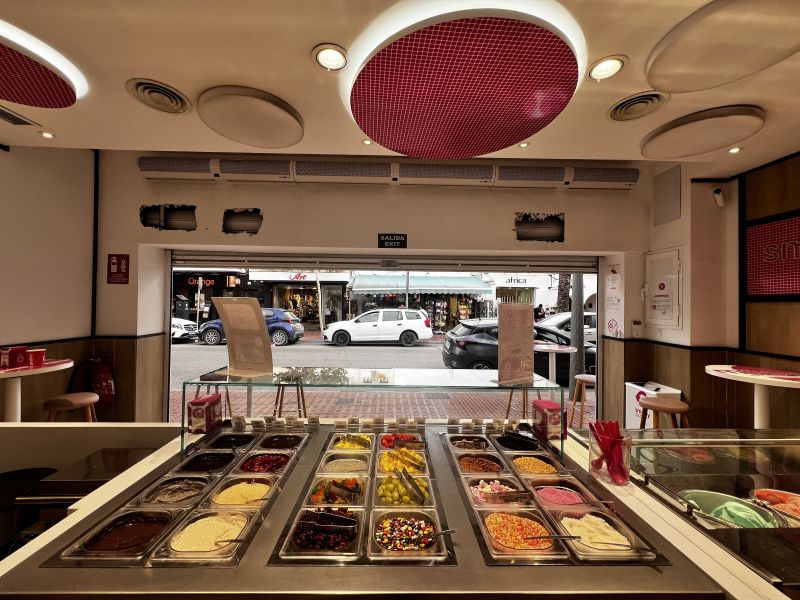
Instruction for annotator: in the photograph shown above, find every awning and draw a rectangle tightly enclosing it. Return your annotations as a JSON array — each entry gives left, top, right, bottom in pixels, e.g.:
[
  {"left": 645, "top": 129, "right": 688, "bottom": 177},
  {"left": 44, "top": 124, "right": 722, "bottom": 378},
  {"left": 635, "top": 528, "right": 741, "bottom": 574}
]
[{"left": 351, "top": 274, "right": 492, "bottom": 295}]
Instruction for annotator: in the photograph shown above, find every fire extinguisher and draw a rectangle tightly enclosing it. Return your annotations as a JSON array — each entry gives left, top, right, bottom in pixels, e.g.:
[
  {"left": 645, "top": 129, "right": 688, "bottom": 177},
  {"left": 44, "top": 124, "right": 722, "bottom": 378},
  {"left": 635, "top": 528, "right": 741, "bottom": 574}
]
[{"left": 90, "top": 359, "right": 116, "bottom": 405}]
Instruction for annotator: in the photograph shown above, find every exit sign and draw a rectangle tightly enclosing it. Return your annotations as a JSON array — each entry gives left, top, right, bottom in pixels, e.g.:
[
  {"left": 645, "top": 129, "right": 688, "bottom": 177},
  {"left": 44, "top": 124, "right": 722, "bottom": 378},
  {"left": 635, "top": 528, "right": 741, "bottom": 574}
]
[{"left": 378, "top": 233, "right": 407, "bottom": 248}]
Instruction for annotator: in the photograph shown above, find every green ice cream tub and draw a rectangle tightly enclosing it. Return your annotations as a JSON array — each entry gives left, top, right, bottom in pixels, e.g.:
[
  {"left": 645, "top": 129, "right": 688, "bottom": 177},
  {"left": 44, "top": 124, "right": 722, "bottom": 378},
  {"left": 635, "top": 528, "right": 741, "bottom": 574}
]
[{"left": 680, "top": 490, "right": 785, "bottom": 529}]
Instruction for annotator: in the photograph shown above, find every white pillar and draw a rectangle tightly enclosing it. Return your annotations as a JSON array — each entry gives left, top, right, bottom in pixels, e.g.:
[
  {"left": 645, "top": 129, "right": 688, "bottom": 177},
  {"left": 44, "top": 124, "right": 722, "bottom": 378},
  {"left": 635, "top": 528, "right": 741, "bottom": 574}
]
[
  {"left": 753, "top": 384, "right": 770, "bottom": 429},
  {"left": 3, "top": 377, "right": 21, "bottom": 422}
]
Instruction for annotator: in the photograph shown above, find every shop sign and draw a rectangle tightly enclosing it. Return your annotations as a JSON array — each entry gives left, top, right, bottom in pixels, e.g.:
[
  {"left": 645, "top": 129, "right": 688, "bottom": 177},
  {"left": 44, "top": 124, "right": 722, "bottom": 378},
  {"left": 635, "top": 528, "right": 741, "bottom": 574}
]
[
  {"left": 746, "top": 213, "right": 800, "bottom": 297},
  {"left": 188, "top": 277, "right": 215, "bottom": 286},
  {"left": 107, "top": 254, "right": 129, "bottom": 284},
  {"left": 378, "top": 233, "right": 407, "bottom": 248},
  {"left": 248, "top": 271, "right": 350, "bottom": 283}
]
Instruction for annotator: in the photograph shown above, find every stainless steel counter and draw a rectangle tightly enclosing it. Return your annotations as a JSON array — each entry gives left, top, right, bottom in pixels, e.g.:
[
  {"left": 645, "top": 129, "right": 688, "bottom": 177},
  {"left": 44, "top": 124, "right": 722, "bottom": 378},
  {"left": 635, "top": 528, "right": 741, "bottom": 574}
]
[{"left": 0, "top": 426, "right": 723, "bottom": 599}]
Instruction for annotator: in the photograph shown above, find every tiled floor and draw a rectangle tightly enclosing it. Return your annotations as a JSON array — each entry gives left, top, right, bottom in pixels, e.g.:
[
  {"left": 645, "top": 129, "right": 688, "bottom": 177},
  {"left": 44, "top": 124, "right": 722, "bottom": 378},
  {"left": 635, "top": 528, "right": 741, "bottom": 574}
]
[{"left": 169, "top": 387, "right": 596, "bottom": 425}]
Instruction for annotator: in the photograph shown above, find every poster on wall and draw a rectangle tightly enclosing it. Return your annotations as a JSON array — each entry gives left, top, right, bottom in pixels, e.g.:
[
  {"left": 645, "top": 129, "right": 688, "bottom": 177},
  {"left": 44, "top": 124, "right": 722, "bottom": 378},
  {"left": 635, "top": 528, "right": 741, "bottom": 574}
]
[
  {"left": 604, "top": 263, "right": 624, "bottom": 337},
  {"left": 498, "top": 303, "right": 534, "bottom": 386},
  {"left": 746, "top": 212, "right": 800, "bottom": 298},
  {"left": 106, "top": 254, "right": 129, "bottom": 284},
  {"left": 645, "top": 248, "right": 681, "bottom": 329}
]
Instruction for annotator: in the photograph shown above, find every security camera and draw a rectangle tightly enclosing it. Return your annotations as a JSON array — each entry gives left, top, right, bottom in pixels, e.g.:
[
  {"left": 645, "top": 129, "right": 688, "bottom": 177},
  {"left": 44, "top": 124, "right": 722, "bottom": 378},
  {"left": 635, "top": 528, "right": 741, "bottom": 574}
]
[{"left": 712, "top": 187, "right": 725, "bottom": 208}]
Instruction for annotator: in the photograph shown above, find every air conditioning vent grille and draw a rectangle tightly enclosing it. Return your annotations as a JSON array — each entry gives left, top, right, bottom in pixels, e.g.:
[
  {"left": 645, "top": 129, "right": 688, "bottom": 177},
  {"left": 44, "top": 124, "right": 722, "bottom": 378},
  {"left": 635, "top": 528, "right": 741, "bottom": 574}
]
[
  {"left": 573, "top": 167, "right": 639, "bottom": 183},
  {"left": 609, "top": 91, "right": 668, "bottom": 121},
  {"left": 497, "top": 166, "right": 564, "bottom": 182},
  {"left": 220, "top": 159, "right": 291, "bottom": 176},
  {"left": 400, "top": 163, "right": 493, "bottom": 180},
  {"left": 126, "top": 79, "right": 192, "bottom": 114},
  {"left": 0, "top": 105, "right": 37, "bottom": 126},
  {"left": 295, "top": 161, "right": 391, "bottom": 178},
  {"left": 138, "top": 157, "right": 211, "bottom": 174}
]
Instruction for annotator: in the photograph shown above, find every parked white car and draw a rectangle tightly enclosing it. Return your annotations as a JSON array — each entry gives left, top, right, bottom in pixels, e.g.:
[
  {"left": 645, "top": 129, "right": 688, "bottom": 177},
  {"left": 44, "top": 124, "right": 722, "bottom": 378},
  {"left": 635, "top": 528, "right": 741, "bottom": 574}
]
[
  {"left": 171, "top": 317, "right": 198, "bottom": 342},
  {"left": 324, "top": 309, "right": 433, "bottom": 347},
  {"left": 537, "top": 312, "right": 597, "bottom": 344}
]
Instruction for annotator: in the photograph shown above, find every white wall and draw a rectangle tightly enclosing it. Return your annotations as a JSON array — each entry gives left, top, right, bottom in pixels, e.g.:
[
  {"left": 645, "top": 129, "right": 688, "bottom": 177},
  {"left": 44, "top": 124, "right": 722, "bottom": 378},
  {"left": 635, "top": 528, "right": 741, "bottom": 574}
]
[
  {"left": 96, "top": 150, "right": 654, "bottom": 334},
  {"left": 0, "top": 147, "right": 93, "bottom": 345}
]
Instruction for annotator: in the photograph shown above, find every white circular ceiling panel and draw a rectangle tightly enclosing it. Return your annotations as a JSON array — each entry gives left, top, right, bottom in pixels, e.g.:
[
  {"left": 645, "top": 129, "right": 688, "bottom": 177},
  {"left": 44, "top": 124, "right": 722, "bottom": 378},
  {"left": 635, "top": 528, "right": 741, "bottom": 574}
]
[
  {"left": 647, "top": 0, "right": 800, "bottom": 93},
  {"left": 641, "top": 105, "right": 765, "bottom": 159},
  {"left": 198, "top": 86, "right": 303, "bottom": 148}
]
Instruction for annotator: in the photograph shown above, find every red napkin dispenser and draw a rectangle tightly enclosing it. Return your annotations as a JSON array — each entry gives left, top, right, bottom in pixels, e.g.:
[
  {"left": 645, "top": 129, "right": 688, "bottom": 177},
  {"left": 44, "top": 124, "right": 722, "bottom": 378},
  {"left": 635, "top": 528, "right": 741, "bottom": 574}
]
[
  {"left": 1, "top": 346, "right": 29, "bottom": 370},
  {"left": 187, "top": 393, "right": 222, "bottom": 434},
  {"left": 532, "top": 399, "right": 566, "bottom": 440}
]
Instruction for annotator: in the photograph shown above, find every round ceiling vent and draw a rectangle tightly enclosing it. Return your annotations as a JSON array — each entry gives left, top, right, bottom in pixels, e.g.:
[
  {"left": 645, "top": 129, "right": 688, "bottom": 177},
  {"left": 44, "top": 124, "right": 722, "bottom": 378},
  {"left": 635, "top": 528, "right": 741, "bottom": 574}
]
[
  {"left": 608, "top": 91, "right": 668, "bottom": 121},
  {"left": 126, "top": 78, "right": 191, "bottom": 114},
  {"left": 198, "top": 86, "right": 303, "bottom": 148},
  {"left": 641, "top": 105, "right": 765, "bottom": 159}
]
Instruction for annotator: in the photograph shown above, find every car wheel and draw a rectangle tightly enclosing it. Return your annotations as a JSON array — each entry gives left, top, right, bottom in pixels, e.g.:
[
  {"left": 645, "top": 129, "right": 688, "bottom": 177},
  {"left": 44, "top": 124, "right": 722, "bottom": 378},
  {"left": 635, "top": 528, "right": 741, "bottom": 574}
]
[
  {"left": 469, "top": 360, "right": 495, "bottom": 370},
  {"left": 202, "top": 329, "right": 221, "bottom": 345},
  {"left": 333, "top": 331, "right": 350, "bottom": 347},
  {"left": 399, "top": 331, "right": 418, "bottom": 347},
  {"left": 271, "top": 330, "right": 290, "bottom": 346}
]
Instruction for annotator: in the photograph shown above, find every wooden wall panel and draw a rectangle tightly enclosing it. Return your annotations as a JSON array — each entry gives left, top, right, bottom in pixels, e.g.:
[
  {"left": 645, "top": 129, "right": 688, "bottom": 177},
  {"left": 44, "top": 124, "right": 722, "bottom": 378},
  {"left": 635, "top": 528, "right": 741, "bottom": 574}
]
[
  {"left": 728, "top": 351, "right": 800, "bottom": 429},
  {"left": 744, "top": 155, "right": 800, "bottom": 221},
  {"left": 600, "top": 338, "right": 643, "bottom": 423},
  {"left": 746, "top": 303, "right": 800, "bottom": 357},
  {"left": 135, "top": 334, "right": 165, "bottom": 422}
]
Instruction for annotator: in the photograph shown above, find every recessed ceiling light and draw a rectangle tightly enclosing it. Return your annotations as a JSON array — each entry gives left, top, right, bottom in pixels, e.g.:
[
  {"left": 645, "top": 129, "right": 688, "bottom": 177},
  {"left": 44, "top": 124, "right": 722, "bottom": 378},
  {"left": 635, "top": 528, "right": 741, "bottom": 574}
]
[
  {"left": 39, "top": 130, "right": 55, "bottom": 139},
  {"left": 519, "top": 142, "right": 529, "bottom": 148},
  {"left": 313, "top": 43, "right": 347, "bottom": 71},
  {"left": 728, "top": 146, "right": 741, "bottom": 154},
  {"left": 362, "top": 139, "right": 372, "bottom": 145},
  {"left": 589, "top": 56, "right": 626, "bottom": 81},
  {"left": 0, "top": 18, "right": 89, "bottom": 98}
]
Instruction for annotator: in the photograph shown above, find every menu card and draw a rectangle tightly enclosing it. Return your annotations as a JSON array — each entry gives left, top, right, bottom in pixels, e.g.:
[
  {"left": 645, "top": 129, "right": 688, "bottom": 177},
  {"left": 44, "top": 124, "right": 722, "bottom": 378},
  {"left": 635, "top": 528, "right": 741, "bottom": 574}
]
[{"left": 498, "top": 303, "right": 534, "bottom": 386}]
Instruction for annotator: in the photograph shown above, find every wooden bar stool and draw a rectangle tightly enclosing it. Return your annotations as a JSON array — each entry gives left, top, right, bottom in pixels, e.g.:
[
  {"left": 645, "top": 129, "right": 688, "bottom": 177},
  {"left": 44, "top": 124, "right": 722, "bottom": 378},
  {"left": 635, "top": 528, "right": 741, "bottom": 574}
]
[
  {"left": 273, "top": 376, "right": 307, "bottom": 418},
  {"left": 638, "top": 396, "right": 690, "bottom": 429},
  {"left": 569, "top": 374, "right": 596, "bottom": 428},
  {"left": 194, "top": 374, "right": 233, "bottom": 417},
  {"left": 43, "top": 392, "right": 99, "bottom": 422}
]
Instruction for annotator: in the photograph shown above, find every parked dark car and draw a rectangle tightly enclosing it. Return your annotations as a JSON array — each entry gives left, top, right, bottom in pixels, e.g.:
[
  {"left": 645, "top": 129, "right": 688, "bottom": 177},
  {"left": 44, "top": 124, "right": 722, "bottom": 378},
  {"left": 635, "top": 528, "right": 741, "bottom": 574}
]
[
  {"left": 441, "top": 318, "right": 596, "bottom": 387},
  {"left": 199, "top": 308, "right": 304, "bottom": 346}
]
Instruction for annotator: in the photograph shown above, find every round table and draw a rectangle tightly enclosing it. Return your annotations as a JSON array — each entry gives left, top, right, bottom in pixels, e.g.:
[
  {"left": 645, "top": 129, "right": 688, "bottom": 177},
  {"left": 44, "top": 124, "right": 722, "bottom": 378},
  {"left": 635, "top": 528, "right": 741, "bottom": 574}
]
[
  {"left": 0, "top": 359, "right": 74, "bottom": 422},
  {"left": 705, "top": 364, "right": 800, "bottom": 429},
  {"left": 534, "top": 343, "right": 577, "bottom": 383}
]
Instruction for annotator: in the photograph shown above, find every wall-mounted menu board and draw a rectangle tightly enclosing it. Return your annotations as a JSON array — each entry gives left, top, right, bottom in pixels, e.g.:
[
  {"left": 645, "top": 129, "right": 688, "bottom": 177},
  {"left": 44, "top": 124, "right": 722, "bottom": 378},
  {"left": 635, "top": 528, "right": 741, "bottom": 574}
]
[{"left": 746, "top": 210, "right": 800, "bottom": 299}]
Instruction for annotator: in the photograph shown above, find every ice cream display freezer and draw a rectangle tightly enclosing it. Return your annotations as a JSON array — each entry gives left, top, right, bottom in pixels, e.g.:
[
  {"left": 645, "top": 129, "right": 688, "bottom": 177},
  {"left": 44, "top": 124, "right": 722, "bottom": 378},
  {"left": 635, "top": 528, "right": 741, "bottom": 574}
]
[{"left": 0, "top": 424, "right": 723, "bottom": 599}]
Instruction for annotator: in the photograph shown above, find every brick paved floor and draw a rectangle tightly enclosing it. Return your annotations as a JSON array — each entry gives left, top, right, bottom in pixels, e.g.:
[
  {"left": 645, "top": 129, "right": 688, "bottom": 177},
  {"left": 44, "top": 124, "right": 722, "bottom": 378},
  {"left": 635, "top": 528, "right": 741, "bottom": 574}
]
[{"left": 170, "top": 387, "right": 596, "bottom": 425}]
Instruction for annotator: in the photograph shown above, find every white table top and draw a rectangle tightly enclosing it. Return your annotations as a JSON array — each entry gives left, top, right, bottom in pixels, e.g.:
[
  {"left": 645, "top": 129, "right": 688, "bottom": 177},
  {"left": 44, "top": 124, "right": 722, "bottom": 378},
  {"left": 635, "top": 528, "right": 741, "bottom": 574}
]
[
  {"left": 0, "top": 359, "right": 74, "bottom": 379},
  {"left": 534, "top": 343, "right": 577, "bottom": 354},
  {"left": 705, "top": 364, "right": 800, "bottom": 389}
]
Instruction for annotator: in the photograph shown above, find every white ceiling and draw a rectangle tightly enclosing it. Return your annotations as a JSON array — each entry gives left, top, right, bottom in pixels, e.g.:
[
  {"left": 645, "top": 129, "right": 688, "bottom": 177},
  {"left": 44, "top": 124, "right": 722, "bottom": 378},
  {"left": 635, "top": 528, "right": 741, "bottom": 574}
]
[{"left": 1, "top": 0, "right": 798, "bottom": 178}]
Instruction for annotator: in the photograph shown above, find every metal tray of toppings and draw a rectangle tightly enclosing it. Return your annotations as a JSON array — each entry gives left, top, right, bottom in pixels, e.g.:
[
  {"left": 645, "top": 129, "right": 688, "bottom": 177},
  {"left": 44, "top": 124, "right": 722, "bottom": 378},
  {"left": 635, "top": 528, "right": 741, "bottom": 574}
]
[
  {"left": 305, "top": 475, "right": 369, "bottom": 507},
  {"left": 378, "top": 432, "right": 423, "bottom": 451},
  {"left": 506, "top": 453, "right": 567, "bottom": 477},
  {"left": 368, "top": 508, "right": 448, "bottom": 561},
  {"left": 490, "top": 431, "right": 542, "bottom": 453},
  {"left": 150, "top": 508, "right": 259, "bottom": 565},
  {"left": 462, "top": 476, "right": 532, "bottom": 506},
  {"left": 455, "top": 452, "right": 509, "bottom": 475},
  {"left": 327, "top": 433, "right": 374, "bottom": 452},
  {"left": 375, "top": 449, "right": 428, "bottom": 476},
  {"left": 203, "top": 474, "right": 276, "bottom": 508},
  {"left": 133, "top": 475, "right": 212, "bottom": 508},
  {"left": 375, "top": 474, "right": 435, "bottom": 508},
  {"left": 259, "top": 433, "right": 307, "bottom": 451},
  {"left": 319, "top": 452, "right": 372, "bottom": 474},
  {"left": 526, "top": 476, "right": 598, "bottom": 510},
  {"left": 234, "top": 451, "right": 295, "bottom": 475},
  {"left": 279, "top": 508, "right": 364, "bottom": 561},
  {"left": 474, "top": 508, "right": 569, "bottom": 561},
  {"left": 554, "top": 508, "right": 656, "bottom": 562},
  {"left": 175, "top": 450, "right": 236, "bottom": 474},
  {"left": 204, "top": 432, "right": 258, "bottom": 452},
  {"left": 61, "top": 508, "right": 182, "bottom": 562},
  {"left": 445, "top": 434, "right": 491, "bottom": 452}
]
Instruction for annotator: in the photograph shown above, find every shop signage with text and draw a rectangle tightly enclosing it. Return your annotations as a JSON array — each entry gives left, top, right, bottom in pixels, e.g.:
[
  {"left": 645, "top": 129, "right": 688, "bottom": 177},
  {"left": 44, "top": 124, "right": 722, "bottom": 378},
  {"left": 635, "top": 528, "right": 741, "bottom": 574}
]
[
  {"left": 746, "top": 214, "right": 800, "bottom": 297},
  {"left": 378, "top": 233, "right": 407, "bottom": 248},
  {"left": 107, "top": 254, "right": 129, "bottom": 284}
]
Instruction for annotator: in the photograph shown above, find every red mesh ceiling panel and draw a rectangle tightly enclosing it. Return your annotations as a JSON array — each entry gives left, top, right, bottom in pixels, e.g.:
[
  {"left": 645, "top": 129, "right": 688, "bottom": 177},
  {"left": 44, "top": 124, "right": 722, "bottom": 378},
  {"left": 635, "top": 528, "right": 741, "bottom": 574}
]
[
  {"left": 351, "top": 17, "right": 578, "bottom": 159},
  {"left": 0, "top": 42, "right": 75, "bottom": 108}
]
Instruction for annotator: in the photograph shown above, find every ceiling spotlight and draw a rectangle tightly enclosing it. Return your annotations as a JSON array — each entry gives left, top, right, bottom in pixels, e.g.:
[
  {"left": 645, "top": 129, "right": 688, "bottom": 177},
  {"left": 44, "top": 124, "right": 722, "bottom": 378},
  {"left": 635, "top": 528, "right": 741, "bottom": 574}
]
[
  {"left": 589, "top": 56, "right": 626, "bottom": 81},
  {"left": 313, "top": 43, "right": 348, "bottom": 71},
  {"left": 39, "top": 130, "right": 55, "bottom": 139},
  {"left": 362, "top": 139, "right": 373, "bottom": 145},
  {"left": 728, "top": 147, "right": 741, "bottom": 154},
  {"left": 519, "top": 142, "right": 529, "bottom": 148}
]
